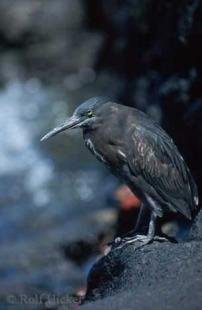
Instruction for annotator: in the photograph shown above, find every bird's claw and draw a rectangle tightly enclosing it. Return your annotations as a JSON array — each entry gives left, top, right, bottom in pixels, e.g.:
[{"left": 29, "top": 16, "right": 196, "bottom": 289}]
[
  {"left": 109, "top": 234, "right": 170, "bottom": 250},
  {"left": 107, "top": 237, "right": 122, "bottom": 248}
]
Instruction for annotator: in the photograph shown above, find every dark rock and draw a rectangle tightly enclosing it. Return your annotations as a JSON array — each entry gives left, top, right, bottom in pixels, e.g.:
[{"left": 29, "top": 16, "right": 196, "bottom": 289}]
[
  {"left": 188, "top": 209, "right": 202, "bottom": 241},
  {"left": 82, "top": 212, "right": 202, "bottom": 309}
]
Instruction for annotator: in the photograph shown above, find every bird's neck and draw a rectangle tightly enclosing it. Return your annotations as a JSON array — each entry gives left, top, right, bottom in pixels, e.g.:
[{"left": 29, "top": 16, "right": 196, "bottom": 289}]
[
  {"left": 83, "top": 126, "right": 100, "bottom": 142},
  {"left": 83, "top": 120, "right": 123, "bottom": 149},
  {"left": 83, "top": 103, "right": 126, "bottom": 145}
]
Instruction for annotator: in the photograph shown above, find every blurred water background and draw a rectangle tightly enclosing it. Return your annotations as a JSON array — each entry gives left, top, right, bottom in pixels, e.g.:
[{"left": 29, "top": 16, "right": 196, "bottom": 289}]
[{"left": 0, "top": 0, "right": 202, "bottom": 309}]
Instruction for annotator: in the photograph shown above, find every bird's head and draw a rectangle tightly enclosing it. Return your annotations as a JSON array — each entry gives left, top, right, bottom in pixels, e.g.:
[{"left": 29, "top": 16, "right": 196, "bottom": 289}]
[{"left": 41, "top": 97, "right": 109, "bottom": 141}]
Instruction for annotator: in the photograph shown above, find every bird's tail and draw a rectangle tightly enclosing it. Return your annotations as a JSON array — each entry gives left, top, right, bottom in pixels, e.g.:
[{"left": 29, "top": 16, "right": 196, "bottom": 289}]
[{"left": 187, "top": 168, "right": 199, "bottom": 217}]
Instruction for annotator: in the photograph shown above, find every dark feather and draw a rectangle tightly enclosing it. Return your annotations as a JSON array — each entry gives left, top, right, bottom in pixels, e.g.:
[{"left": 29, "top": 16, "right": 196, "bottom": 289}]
[{"left": 126, "top": 118, "right": 198, "bottom": 219}]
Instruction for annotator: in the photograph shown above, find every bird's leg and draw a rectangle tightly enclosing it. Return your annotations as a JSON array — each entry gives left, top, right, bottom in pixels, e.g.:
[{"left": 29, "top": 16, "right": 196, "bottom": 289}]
[
  {"left": 132, "top": 212, "right": 169, "bottom": 249},
  {"left": 114, "top": 203, "right": 146, "bottom": 244},
  {"left": 134, "top": 203, "right": 146, "bottom": 232},
  {"left": 112, "top": 203, "right": 145, "bottom": 246},
  {"left": 119, "top": 212, "right": 157, "bottom": 246},
  {"left": 147, "top": 211, "right": 156, "bottom": 240},
  {"left": 113, "top": 211, "right": 168, "bottom": 250}
]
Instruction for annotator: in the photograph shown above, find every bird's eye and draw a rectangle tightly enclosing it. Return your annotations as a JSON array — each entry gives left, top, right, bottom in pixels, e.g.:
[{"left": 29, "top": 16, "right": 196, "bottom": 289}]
[{"left": 87, "top": 111, "right": 93, "bottom": 118}]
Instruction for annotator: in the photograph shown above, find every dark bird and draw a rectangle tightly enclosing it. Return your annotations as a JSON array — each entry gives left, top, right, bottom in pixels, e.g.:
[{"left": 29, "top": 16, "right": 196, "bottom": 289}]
[{"left": 41, "top": 97, "right": 199, "bottom": 249}]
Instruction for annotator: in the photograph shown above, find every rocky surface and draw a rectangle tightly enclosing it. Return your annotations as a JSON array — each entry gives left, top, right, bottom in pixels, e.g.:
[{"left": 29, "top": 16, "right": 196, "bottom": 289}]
[{"left": 81, "top": 212, "right": 202, "bottom": 310}]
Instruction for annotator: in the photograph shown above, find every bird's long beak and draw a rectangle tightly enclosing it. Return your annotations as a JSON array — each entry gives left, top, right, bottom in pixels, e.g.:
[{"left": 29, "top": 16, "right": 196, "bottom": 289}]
[{"left": 40, "top": 115, "right": 82, "bottom": 142}]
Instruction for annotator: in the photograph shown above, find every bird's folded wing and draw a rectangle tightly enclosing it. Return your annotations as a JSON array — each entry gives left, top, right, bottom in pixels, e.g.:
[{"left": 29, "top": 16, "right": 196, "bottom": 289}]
[{"left": 127, "top": 124, "right": 198, "bottom": 218}]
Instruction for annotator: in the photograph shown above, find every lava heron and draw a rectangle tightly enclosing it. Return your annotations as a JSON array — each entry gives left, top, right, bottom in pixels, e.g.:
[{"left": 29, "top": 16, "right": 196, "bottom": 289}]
[{"left": 41, "top": 97, "right": 199, "bottom": 249}]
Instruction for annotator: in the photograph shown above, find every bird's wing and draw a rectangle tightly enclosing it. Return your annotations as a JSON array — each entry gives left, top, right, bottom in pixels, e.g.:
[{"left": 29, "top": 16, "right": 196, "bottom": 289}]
[{"left": 127, "top": 123, "right": 198, "bottom": 219}]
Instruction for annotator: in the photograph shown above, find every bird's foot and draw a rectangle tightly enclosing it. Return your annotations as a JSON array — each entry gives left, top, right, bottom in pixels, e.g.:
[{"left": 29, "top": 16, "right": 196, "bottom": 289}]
[
  {"left": 113, "top": 234, "right": 152, "bottom": 250},
  {"left": 110, "top": 234, "right": 169, "bottom": 250}
]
